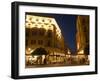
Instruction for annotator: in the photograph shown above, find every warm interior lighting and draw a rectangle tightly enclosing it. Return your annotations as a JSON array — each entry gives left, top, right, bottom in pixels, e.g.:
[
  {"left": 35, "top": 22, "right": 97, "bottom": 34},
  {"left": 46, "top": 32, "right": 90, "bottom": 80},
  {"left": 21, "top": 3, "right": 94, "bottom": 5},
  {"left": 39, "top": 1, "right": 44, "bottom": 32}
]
[
  {"left": 28, "top": 48, "right": 31, "bottom": 51},
  {"left": 29, "top": 56, "right": 37, "bottom": 62},
  {"left": 77, "top": 42, "right": 79, "bottom": 49},
  {"left": 34, "top": 55, "right": 38, "bottom": 58},
  {"left": 78, "top": 50, "right": 84, "bottom": 54},
  {"left": 68, "top": 50, "right": 71, "bottom": 54},
  {"left": 26, "top": 48, "right": 34, "bottom": 54}
]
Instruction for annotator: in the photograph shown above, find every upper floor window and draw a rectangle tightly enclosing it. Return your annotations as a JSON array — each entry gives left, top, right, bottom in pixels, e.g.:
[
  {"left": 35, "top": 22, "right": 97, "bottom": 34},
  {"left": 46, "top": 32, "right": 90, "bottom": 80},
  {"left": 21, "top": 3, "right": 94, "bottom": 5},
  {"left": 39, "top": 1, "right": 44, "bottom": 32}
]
[
  {"left": 32, "top": 28, "right": 37, "bottom": 36},
  {"left": 47, "top": 30, "right": 52, "bottom": 37},
  {"left": 38, "top": 28, "right": 45, "bottom": 36}
]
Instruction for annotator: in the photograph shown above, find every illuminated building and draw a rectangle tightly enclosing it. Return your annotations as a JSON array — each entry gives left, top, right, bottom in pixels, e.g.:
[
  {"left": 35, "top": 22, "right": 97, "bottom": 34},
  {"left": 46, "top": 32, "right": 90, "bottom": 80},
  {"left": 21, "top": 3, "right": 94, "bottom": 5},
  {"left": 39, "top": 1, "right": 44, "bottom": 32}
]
[
  {"left": 25, "top": 14, "right": 69, "bottom": 65},
  {"left": 76, "top": 16, "right": 89, "bottom": 54},
  {"left": 76, "top": 16, "right": 89, "bottom": 63}
]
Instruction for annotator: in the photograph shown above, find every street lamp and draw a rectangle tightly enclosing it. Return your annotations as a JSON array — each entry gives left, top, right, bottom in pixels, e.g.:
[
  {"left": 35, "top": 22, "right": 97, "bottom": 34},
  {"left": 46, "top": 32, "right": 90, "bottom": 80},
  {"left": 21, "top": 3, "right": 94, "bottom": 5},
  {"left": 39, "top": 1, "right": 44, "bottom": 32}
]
[
  {"left": 78, "top": 50, "right": 84, "bottom": 54},
  {"left": 26, "top": 47, "right": 34, "bottom": 54}
]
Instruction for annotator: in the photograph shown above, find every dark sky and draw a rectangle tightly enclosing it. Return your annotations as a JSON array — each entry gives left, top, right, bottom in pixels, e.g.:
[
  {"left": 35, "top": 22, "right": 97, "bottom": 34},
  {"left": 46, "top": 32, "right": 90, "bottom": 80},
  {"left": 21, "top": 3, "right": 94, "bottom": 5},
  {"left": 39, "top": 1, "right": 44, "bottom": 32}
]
[
  {"left": 26, "top": 13, "right": 77, "bottom": 53},
  {"left": 55, "top": 14, "right": 77, "bottom": 53}
]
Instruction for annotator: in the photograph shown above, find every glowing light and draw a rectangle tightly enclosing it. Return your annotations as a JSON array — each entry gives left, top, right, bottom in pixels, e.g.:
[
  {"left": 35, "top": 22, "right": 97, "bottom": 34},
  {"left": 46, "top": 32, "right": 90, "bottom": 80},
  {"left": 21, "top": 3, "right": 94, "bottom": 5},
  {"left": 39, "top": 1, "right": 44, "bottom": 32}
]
[
  {"left": 25, "top": 15, "right": 62, "bottom": 39},
  {"left": 34, "top": 56, "right": 38, "bottom": 58},
  {"left": 28, "top": 56, "right": 37, "bottom": 62},
  {"left": 78, "top": 50, "right": 84, "bottom": 54},
  {"left": 68, "top": 50, "right": 71, "bottom": 54},
  {"left": 28, "top": 48, "right": 31, "bottom": 51},
  {"left": 26, "top": 48, "right": 34, "bottom": 54},
  {"left": 42, "top": 55, "right": 45, "bottom": 60},
  {"left": 77, "top": 42, "right": 79, "bottom": 49}
]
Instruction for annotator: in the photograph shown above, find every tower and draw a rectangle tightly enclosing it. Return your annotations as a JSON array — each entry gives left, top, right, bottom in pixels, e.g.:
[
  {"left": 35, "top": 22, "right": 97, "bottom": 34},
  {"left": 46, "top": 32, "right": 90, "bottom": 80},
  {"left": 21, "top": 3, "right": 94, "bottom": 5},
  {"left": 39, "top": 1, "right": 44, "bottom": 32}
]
[{"left": 76, "top": 15, "right": 89, "bottom": 55}]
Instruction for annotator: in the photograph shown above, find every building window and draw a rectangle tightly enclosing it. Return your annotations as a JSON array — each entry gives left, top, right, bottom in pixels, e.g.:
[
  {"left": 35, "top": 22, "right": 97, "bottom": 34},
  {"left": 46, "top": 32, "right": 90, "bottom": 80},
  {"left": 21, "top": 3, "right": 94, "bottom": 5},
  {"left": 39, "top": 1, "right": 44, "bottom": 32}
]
[
  {"left": 31, "top": 40, "right": 36, "bottom": 44},
  {"left": 42, "top": 19, "right": 45, "bottom": 22},
  {"left": 47, "top": 30, "right": 52, "bottom": 37},
  {"left": 38, "top": 28, "right": 45, "bottom": 36},
  {"left": 31, "top": 21, "right": 35, "bottom": 24},
  {"left": 29, "top": 17, "right": 32, "bottom": 20},
  {"left": 36, "top": 19, "right": 39, "bottom": 21},
  {"left": 32, "top": 30, "right": 37, "bottom": 36},
  {"left": 47, "top": 40, "right": 51, "bottom": 47},
  {"left": 38, "top": 40, "right": 43, "bottom": 45},
  {"left": 39, "top": 31, "right": 44, "bottom": 36}
]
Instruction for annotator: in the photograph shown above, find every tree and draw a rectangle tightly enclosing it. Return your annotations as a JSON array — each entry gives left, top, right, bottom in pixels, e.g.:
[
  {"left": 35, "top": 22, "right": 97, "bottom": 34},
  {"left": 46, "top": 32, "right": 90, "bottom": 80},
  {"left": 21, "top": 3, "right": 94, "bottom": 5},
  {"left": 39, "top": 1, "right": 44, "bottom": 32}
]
[
  {"left": 31, "top": 47, "right": 48, "bottom": 56},
  {"left": 31, "top": 47, "right": 48, "bottom": 64}
]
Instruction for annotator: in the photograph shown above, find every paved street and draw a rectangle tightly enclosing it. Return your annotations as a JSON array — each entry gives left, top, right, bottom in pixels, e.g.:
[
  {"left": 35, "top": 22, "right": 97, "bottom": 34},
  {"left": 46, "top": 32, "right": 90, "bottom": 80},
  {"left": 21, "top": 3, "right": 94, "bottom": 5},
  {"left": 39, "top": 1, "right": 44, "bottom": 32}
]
[{"left": 26, "top": 63, "right": 89, "bottom": 68}]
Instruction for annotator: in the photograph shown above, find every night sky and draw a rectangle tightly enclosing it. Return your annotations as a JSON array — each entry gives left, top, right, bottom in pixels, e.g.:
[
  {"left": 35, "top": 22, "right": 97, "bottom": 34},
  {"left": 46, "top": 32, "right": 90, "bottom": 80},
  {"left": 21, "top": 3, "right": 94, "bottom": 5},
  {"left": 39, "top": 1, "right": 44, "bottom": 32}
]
[
  {"left": 54, "top": 14, "right": 77, "bottom": 53},
  {"left": 26, "top": 13, "right": 77, "bottom": 53}
]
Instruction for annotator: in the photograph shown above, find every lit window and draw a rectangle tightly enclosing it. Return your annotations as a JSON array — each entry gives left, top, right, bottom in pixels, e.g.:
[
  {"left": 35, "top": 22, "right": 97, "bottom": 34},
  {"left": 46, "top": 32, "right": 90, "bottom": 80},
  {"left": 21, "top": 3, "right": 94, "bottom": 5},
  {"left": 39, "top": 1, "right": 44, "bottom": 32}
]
[
  {"left": 48, "top": 19, "right": 51, "bottom": 22},
  {"left": 44, "top": 23, "right": 48, "bottom": 25}
]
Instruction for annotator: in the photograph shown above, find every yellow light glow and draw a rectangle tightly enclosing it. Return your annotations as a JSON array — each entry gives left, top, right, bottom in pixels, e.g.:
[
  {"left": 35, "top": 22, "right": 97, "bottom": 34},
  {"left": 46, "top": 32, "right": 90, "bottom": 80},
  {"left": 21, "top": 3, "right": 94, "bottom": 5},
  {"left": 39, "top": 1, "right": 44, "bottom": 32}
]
[
  {"left": 34, "top": 56, "right": 38, "bottom": 58},
  {"left": 68, "top": 50, "right": 71, "bottom": 54},
  {"left": 78, "top": 50, "right": 84, "bottom": 54},
  {"left": 26, "top": 48, "right": 34, "bottom": 54},
  {"left": 77, "top": 42, "right": 79, "bottom": 49},
  {"left": 26, "top": 15, "right": 62, "bottom": 39},
  {"left": 32, "top": 56, "right": 38, "bottom": 61},
  {"left": 28, "top": 48, "right": 31, "bottom": 51},
  {"left": 28, "top": 56, "right": 37, "bottom": 62}
]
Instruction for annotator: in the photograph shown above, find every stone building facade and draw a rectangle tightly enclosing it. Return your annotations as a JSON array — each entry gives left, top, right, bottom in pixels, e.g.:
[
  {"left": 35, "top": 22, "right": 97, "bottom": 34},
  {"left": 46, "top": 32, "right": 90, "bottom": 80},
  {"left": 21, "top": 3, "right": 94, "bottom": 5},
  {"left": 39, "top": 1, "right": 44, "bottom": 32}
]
[{"left": 25, "top": 14, "right": 69, "bottom": 65}]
